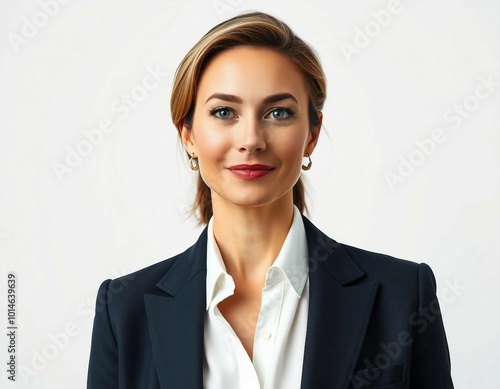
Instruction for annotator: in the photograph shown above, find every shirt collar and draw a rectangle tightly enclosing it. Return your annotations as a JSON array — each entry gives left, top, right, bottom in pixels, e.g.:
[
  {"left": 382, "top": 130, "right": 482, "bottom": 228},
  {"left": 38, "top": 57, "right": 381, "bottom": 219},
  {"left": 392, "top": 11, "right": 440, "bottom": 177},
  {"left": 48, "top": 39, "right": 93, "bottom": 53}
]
[
  {"left": 205, "top": 205, "right": 309, "bottom": 310},
  {"left": 205, "top": 216, "right": 231, "bottom": 310},
  {"left": 267, "top": 205, "right": 309, "bottom": 297}
]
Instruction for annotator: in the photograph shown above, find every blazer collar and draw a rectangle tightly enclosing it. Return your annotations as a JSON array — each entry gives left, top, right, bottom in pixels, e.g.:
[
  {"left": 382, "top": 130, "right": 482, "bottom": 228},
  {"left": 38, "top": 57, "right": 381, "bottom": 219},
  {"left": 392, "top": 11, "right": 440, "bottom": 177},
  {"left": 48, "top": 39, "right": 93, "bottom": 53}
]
[
  {"left": 144, "top": 215, "right": 378, "bottom": 389},
  {"left": 156, "top": 228, "right": 208, "bottom": 296}
]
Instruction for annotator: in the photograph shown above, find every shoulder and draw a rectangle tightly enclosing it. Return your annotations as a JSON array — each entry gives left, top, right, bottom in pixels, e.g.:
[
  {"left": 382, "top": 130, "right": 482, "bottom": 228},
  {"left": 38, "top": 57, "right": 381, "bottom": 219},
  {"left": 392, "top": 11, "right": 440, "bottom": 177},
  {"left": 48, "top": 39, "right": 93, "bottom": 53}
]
[
  {"left": 342, "top": 243, "right": 420, "bottom": 273},
  {"left": 94, "top": 255, "right": 179, "bottom": 314},
  {"left": 96, "top": 227, "right": 208, "bottom": 309},
  {"left": 339, "top": 242, "right": 437, "bottom": 295},
  {"left": 302, "top": 215, "right": 433, "bottom": 286},
  {"left": 304, "top": 217, "right": 436, "bottom": 297},
  {"left": 107, "top": 254, "right": 179, "bottom": 295}
]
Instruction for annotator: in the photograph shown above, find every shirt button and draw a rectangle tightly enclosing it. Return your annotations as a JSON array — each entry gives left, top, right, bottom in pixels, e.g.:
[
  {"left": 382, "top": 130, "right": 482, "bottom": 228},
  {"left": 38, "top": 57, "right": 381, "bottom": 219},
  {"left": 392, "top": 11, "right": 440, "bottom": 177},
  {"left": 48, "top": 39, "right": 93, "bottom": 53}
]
[{"left": 262, "top": 330, "right": 272, "bottom": 340}]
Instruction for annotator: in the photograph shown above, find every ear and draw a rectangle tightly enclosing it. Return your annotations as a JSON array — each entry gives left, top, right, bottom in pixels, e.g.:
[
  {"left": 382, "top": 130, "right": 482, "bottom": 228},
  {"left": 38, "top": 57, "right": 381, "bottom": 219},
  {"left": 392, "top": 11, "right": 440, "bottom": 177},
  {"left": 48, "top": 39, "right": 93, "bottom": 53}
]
[
  {"left": 180, "top": 123, "right": 197, "bottom": 157},
  {"left": 305, "top": 111, "right": 322, "bottom": 156}
]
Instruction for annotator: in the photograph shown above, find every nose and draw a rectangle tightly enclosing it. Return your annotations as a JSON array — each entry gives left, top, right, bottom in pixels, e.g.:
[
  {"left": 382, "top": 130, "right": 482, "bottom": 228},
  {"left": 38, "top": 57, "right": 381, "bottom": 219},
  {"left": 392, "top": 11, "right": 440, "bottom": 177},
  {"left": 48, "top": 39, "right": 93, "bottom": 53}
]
[{"left": 237, "top": 116, "right": 266, "bottom": 154}]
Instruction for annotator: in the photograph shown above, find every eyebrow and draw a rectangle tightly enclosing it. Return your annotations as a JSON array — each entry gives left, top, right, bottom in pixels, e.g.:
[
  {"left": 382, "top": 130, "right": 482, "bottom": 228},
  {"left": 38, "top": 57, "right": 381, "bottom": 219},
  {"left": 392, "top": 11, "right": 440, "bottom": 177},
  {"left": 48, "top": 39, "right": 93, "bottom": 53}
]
[{"left": 205, "top": 92, "right": 298, "bottom": 105}]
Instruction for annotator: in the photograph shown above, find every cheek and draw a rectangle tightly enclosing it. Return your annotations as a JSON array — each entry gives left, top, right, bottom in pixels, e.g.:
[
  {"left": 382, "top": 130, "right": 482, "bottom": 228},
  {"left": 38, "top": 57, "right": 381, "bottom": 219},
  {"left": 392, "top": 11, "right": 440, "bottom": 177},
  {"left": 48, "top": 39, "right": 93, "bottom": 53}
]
[
  {"left": 275, "top": 131, "right": 309, "bottom": 163},
  {"left": 194, "top": 129, "right": 229, "bottom": 163}
]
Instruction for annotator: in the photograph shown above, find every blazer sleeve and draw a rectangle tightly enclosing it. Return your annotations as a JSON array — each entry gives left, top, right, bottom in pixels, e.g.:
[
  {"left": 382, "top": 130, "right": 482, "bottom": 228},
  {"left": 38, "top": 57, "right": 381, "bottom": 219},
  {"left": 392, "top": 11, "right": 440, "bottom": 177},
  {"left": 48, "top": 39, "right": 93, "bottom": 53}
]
[
  {"left": 87, "top": 279, "right": 119, "bottom": 389},
  {"left": 410, "top": 263, "right": 454, "bottom": 388}
]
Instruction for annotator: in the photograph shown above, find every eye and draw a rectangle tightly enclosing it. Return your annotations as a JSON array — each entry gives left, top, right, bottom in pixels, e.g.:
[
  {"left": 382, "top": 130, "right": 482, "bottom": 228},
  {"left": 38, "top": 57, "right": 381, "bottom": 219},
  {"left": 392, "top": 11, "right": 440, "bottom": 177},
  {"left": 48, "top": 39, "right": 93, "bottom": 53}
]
[
  {"left": 266, "top": 107, "right": 295, "bottom": 120},
  {"left": 210, "top": 107, "right": 234, "bottom": 120}
]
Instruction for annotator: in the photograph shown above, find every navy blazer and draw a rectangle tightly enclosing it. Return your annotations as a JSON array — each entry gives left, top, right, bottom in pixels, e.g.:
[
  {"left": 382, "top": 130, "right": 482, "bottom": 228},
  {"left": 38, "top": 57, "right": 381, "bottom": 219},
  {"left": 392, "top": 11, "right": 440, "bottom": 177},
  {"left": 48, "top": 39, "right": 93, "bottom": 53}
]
[{"left": 87, "top": 214, "right": 454, "bottom": 388}]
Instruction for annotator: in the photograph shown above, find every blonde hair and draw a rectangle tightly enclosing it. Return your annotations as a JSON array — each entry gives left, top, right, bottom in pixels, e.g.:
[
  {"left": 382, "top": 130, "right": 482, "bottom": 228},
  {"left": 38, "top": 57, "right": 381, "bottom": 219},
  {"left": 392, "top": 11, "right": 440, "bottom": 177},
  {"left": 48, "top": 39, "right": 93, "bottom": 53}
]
[{"left": 170, "top": 11, "right": 326, "bottom": 225}]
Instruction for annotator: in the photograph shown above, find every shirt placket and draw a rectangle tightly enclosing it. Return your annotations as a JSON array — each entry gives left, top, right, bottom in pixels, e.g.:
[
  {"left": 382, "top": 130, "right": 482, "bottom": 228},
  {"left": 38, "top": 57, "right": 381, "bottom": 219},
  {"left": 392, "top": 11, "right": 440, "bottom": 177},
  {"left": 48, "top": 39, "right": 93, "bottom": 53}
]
[
  {"left": 252, "top": 268, "right": 285, "bottom": 388},
  {"left": 212, "top": 274, "right": 261, "bottom": 388}
]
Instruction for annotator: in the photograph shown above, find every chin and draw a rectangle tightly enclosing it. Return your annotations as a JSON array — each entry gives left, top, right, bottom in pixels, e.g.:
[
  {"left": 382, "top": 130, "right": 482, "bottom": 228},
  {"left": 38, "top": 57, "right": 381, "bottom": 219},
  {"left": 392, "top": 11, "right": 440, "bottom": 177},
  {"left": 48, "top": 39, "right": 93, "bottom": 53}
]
[
  {"left": 228, "top": 196, "right": 276, "bottom": 208},
  {"left": 218, "top": 190, "right": 291, "bottom": 210}
]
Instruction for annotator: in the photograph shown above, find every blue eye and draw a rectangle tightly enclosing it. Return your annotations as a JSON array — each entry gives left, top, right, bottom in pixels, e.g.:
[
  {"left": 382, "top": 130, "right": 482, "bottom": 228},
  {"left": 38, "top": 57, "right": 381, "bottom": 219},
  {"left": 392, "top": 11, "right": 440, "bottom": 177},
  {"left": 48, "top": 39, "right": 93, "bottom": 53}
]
[
  {"left": 267, "top": 108, "right": 295, "bottom": 120},
  {"left": 211, "top": 107, "right": 234, "bottom": 119}
]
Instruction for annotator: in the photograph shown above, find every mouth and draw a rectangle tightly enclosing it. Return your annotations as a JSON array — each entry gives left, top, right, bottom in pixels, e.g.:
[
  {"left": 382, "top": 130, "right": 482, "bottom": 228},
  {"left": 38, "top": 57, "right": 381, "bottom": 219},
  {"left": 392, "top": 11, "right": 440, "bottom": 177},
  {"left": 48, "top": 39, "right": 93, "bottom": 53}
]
[{"left": 227, "top": 164, "right": 274, "bottom": 180}]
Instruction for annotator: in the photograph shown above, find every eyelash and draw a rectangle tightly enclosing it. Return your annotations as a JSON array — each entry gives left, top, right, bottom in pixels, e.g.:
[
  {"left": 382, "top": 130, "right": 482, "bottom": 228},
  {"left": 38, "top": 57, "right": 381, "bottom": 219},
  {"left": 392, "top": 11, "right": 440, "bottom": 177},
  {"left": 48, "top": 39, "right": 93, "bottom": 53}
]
[
  {"left": 209, "top": 107, "right": 234, "bottom": 119},
  {"left": 209, "top": 107, "right": 296, "bottom": 120},
  {"left": 267, "top": 107, "right": 296, "bottom": 120}
]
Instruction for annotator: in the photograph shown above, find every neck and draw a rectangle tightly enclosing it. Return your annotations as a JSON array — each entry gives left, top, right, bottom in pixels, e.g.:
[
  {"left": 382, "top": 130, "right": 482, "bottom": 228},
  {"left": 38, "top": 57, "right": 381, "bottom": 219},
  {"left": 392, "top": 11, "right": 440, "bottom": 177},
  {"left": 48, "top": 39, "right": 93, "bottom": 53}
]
[{"left": 211, "top": 192, "right": 295, "bottom": 282}]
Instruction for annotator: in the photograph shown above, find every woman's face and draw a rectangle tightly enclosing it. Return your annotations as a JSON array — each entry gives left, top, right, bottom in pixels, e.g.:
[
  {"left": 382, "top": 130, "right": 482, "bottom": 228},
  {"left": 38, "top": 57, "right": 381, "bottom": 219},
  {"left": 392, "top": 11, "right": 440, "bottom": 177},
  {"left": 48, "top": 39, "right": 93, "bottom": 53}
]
[{"left": 182, "top": 46, "right": 321, "bottom": 210}]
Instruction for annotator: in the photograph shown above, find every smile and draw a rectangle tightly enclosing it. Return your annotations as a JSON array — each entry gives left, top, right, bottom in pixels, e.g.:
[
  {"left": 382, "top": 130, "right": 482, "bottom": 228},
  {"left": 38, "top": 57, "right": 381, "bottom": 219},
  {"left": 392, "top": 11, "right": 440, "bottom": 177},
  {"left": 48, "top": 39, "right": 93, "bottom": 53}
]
[{"left": 228, "top": 164, "right": 274, "bottom": 180}]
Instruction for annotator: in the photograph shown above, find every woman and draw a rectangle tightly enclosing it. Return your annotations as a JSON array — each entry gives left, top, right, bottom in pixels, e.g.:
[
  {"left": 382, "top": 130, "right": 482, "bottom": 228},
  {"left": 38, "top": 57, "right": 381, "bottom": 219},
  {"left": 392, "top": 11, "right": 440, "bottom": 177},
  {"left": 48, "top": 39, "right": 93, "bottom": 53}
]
[{"left": 87, "top": 11, "right": 454, "bottom": 389}]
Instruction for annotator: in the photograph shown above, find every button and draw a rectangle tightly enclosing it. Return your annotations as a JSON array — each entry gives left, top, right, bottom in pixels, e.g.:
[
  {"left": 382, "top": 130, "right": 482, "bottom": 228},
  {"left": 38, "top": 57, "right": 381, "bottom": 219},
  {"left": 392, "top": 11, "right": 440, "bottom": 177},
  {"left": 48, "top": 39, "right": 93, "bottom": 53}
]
[{"left": 262, "top": 330, "right": 272, "bottom": 340}]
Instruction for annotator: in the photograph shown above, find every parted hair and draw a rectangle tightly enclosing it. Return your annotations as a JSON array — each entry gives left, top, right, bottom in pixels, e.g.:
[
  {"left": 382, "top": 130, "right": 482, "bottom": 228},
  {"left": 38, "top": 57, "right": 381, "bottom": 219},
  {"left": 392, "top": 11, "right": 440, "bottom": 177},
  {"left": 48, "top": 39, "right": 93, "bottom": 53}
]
[{"left": 170, "top": 11, "right": 326, "bottom": 225}]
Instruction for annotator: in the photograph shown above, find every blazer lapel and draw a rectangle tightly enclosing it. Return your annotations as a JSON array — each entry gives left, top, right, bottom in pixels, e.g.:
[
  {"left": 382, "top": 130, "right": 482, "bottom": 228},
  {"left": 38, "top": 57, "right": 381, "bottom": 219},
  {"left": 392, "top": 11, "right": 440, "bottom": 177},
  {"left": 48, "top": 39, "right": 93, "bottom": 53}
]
[
  {"left": 143, "top": 215, "right": 378, "bottom": 388},
  {"left": 144, "top": 228, "right": 208, "bottom": 389},
  {"left": 300, "top": 216, "right": 379, "bottom": 389}
]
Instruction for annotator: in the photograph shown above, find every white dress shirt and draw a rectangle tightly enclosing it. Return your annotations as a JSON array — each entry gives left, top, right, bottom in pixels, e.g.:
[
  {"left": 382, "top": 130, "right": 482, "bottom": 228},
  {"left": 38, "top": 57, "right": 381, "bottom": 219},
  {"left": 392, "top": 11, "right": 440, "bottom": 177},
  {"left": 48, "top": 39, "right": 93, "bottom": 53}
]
[{"left": 203, "top": 205, "right": 310, "bottom": 389}]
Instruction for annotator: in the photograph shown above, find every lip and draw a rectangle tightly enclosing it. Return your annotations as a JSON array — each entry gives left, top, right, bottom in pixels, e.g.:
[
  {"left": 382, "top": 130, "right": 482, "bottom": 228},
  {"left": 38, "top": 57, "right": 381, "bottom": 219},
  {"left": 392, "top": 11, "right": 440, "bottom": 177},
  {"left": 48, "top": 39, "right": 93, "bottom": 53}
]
[
  {"left": 228, "top": 164, "right": 274, "bottom": 170},
  {"left": 227, "top": 164, "right": 274, "bottom": 180}
]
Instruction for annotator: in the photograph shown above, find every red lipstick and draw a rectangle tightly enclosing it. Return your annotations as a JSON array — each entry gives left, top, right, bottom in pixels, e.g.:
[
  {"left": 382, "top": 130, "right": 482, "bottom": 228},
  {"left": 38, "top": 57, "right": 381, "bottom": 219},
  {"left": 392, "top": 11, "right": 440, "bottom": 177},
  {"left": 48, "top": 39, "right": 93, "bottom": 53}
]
[{"left": 227, "top": 164, "right": 274, "bottom": 180}]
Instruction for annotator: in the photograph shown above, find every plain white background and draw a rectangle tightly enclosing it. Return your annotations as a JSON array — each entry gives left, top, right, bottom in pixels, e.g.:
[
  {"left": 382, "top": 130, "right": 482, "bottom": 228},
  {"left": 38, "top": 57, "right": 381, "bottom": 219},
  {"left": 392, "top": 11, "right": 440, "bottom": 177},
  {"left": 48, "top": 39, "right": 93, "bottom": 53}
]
[{"left": 1, "top": 0, "right": 499, "bottom": 387}]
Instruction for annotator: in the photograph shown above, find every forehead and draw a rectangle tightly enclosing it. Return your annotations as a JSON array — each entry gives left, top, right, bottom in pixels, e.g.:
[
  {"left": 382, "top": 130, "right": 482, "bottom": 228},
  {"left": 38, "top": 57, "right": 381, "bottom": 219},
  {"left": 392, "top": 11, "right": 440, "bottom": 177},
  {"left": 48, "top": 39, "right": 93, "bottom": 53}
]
[{"left": 196, "top": 46, "right": 309, "bottom": 102}]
